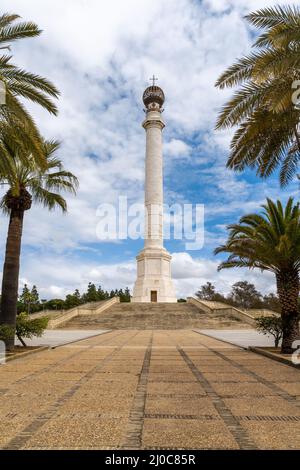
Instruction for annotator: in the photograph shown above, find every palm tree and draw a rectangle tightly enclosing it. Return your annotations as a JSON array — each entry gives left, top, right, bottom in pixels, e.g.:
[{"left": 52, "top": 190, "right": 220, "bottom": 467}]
[
  {"left": 0, "top": 138, "right": 78, "bottom": 349},
  {"left": 0, "top": 13, "right": 59, "bottom": 167},
  {"left": 215, "top": 5, "right": 300, "bottom": 186},
  {"left": 215, "top": 198, "right": 300, "bottom": 354}
]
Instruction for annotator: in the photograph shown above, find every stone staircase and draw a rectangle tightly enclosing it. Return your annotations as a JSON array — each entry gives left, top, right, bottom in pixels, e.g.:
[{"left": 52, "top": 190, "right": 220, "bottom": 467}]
[{"left": 61, "top": 302, "right": 250, "bottom": 330}]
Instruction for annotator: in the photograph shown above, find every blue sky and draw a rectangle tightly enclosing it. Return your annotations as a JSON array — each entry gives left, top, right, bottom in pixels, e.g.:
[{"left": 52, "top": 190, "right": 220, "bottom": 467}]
[{"left": 0, "top": 0, "right": 298, "bottom": 299}]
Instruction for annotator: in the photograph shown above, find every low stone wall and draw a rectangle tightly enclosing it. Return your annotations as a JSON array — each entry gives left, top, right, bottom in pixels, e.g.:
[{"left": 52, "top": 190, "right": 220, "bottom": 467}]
[
  {"left": 246, "top": 309, "right": 280, "bottom": 318},
  {"left": 47, "top": 297, "right": 120, "bottom": 329},
  {"left": 30, "top": 309, "right": 65, "bottom": 319},
  {"left": 187, "top": 297, "right": 255, "bottom": 326}
]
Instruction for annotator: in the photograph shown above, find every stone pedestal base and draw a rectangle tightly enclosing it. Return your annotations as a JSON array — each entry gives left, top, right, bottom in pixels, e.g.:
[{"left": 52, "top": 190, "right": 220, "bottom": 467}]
[{"left": 132, "top": 248, "right": 177, "bottom": 303}]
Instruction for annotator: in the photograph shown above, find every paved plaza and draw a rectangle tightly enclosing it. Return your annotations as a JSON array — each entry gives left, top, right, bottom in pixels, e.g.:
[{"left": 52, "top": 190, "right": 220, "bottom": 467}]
[{"left": 0, "top": 330, "right": 299, "bottom": 450}]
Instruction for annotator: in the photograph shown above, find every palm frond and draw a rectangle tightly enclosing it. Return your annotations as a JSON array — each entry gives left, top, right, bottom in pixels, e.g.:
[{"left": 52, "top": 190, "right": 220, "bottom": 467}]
[
  {"left": 7, "top": 81, "right": 58, "bottom": 115},
  {"left": 31, "top": 185, "right": 67, "bottom": 212},
  {"left": 0, "top": 21, "right": 41, "bottom": 45},
  {"left": 245, "top": 5, "right": 300, "bottom": 29},
  {"left": 2, "top": 67, "right": 59, "bottom": 98},
  {"left": 0, "top": 14, "right": 20, "bottom": 29},
  {"left": 215, "top": 198, "right": 300, "bottom": 276}
]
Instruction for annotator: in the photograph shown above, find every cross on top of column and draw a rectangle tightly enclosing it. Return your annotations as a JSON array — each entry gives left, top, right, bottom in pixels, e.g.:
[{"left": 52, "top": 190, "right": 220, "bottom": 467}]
[{"left": 149, "top": 75, "right": 158, "bottom": 87}]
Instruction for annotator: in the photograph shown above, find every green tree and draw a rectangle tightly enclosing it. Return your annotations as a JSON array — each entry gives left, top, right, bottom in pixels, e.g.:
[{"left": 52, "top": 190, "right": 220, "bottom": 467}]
[
  {"left": 16, "top": 312, "right": 48, "bottom": 347},
  {"left": 96, "top": 285, "right": 111, "bottom": 301},
  {"left": 215, "top": 5, "right": 300, "bottom": 186},
  {"left": 18, "top": 284, "right": 39, "bottom": 314},
  {"left": 215, "top": 198, "right": 300, "bottom": 354},
  {"left": 124, "top": 287, "right": 131, "bottom": 302},
  {"left": 19, "top": 284, "right": 31, "bottom": 313},
  {"left": 228, "top": 281, "right": 263, "bottom": 309},
  {"left": 255, "top": 315, "right": 283, "bottom": 348},
  {"left": 45, "top": 299, "right": 65, "bottom": 311},
  {"left": 64, "top": 289, "right": 82, "bottom": 309},
  {"left": 263, "top": 293, "right": 281, "bottom": 313},
  {"left": 195, "top": 282, "right": 227, "bottom": 302},
  {"left": 30, "top": 285, "right": 40, "bottom": 312},
  {"left": 0, "top": 13, "right": 59, "bottom": 167},
  {"left": 119, "top": 287, "right": 131, "bottom": 302},
  {"left": 0, "top": 139, "right": 78, "bottom": 349},
  {"left": 109, "top": 290, "right": 116, "bottom": 298},
  {"left": 196, "top": 282, "right": 217, "bottom": 300},
  {"left": 82, "top": 283, "right": 98, "bottom": 303}
]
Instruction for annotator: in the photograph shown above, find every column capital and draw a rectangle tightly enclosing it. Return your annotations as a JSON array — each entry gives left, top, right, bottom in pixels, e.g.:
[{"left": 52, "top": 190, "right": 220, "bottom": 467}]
[
  {"left": 142, "top": 109, "right": 165, "bottom": 130},
  {"left": 142, "top": 117, "right": 165, "bottom": 130}
]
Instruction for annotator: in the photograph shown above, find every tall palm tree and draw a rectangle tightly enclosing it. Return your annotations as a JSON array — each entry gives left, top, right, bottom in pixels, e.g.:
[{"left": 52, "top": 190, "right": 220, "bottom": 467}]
[
  {"left": 215, "top": 5, "right": 300, "bottom": 186},
  {"left": 0, "top": 13, "right": 59, "bottom": 167},
  {"left": 215, "top": 198, "right": 300, "bottom": 354},
  {"left": 0, "top": 138, "right": 78, "bottom": 349}
]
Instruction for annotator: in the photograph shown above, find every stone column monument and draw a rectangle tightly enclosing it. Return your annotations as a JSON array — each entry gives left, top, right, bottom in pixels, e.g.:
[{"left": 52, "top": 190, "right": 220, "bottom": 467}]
[{"left": 132, "top": 78, "right": 177, "bottom": 303}]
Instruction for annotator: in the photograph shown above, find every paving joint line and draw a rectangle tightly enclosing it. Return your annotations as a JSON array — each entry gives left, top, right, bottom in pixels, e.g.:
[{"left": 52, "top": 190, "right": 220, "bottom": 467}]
[
  {"left": 193, "top": 332, "right": 300, "bottom": 408},
  {"left": 50, "top": 329, "right": 112, "bottom": 349},
  {"left": 2, "top": 330, "right": 140, "bottom": 450},
  {"left": 2, "top": 330, "right": 124, "bottom": 391},
  {"left": 176, "top": 345, "right": 258, "bottom": 450},
  {"left": 120, "top": 332, "right": 153, "bottom": 450}
]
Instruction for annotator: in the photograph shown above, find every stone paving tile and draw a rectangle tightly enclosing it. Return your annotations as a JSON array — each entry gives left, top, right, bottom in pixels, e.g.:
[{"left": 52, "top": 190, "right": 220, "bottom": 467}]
[
  {"left": 149, "top": 366, "right": 188, "bottom": 374},
  {"left": 22, "top": 416, "right": 127, "bottom": 449},
  {"left": 224, "top": 397, "right": 300, "bottom": 416},
  {"left": 100, "top": 366, "right": 142, "bottom": 373},
  {"left": 0, "top": 371, "right": 31, "bottom": 384},
  {"left": 147, "top": 382, "right": 206, "bottom": 396},
  {"left": 201, "top": 372, "right": 257, "bottom": 383},
  {"left": 0, "top": 416, "right": 33, "bottom": 447},
  {"left": 211, "top": 382, "right": 276, "bottom": 397},
  {"left": 148, "top": 374, "right": 197, "bottom": 383},
  {"left": 145, "top": 396, "right": 218, "bottom": 416},
  {"left": 41, "top": 372, "right": 87, "bottom": 381},
  {"left": 142, "top": 419, "right": 239, "bottom": 449},
  {"left": 0, "top": 397, "right": 50, "bottom": 416},
  {"left": 92, "top": 373, "right": 140, "bottom": 382},
  {"left": 243, "top": 364, "right": 296, "bottom": 374},
  {"left": 77, "top": 381, "right": 137, "bottom": 396},
  {"left": 58, "top": 396, "right": 134, "bottom": 416},
  {"left": 240, "top": 422, "right": 300, "bottom": 450},
  {"left": 193, "top": 365, "right": 239, "bottom": 374},
  {"left": 275, "top": 382, "right": 300, "bottom": 396}
]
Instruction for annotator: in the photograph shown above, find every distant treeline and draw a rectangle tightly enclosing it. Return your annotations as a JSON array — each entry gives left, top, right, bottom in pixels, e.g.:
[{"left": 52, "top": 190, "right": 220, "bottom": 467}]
[
  {"left": 11, "top": 280, "right": 286, "bottom": 315},
  {"left": 15, "top": 283, "right": 131, "bottom": 314},
  {"left": 195, "top": 281, "right": 282, "bottom": 312}
]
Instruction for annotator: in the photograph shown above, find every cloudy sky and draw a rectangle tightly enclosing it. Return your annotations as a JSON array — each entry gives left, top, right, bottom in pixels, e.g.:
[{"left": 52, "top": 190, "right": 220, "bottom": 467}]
[{"left": 0, "top": 0, "right": 297, "bottom": 300}]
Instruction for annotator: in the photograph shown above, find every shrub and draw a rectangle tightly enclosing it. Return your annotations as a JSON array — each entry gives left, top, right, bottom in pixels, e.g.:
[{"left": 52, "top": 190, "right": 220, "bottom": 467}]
[
  {"left": 0, "top": 324, "right": 14, "bottom": 342},
  {"left": 255, "top": 315, "right": 283, "bottom": 348},
  {"left": 16, "top": 313, "right": 49, "bottom": 347}
]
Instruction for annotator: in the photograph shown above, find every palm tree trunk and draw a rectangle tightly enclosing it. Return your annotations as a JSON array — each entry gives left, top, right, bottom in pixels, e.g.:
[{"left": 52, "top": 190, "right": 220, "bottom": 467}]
[
  {"left": 294, "top": 126, "right": 300, "bottom": 153},
  {"left": 0, "top": 208, "right": 24, "bottom": 351},
  {"left": 276, "top": 271, "right": 300, "bottom": 354}
]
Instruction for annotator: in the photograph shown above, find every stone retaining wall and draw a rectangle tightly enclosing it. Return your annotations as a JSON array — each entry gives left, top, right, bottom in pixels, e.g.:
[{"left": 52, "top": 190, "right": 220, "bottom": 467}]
[
  {"left": 187, "top": 297, "right": 256, "bottom": 326},
  {"left": 46, "top": 297, "right": 120, "bottom": 329}
]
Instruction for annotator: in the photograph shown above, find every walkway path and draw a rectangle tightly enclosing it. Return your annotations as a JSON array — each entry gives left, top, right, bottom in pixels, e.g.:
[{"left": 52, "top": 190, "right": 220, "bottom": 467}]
[
  {"left": 15, "top": 329, "right": 109, "bottom": 348},
  {"left": 196, "top": 329, "right": 277, "bottom": 348},
  {"left": 0, "top": 330, "right": 299, "bottom": 449}
]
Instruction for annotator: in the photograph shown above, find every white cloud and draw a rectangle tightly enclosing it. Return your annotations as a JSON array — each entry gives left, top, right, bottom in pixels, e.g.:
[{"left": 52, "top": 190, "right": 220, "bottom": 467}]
[
  {"left": 165, "top": 139, "right": 191, "bottom": 160},
  {"left": 0, "top": 0, "right": 293, "bottom": 297},
  {"left": 171, "top": 252, "right": 276, "bottom": 298},
  {"left": 8, "top": 251, "right": 276, "bottom": 300}
]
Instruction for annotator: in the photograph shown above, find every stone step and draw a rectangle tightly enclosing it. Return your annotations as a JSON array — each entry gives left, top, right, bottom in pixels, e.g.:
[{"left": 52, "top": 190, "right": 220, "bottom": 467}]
[{"left": 61, "top": 302, "right": 250, "bottom": 330}]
